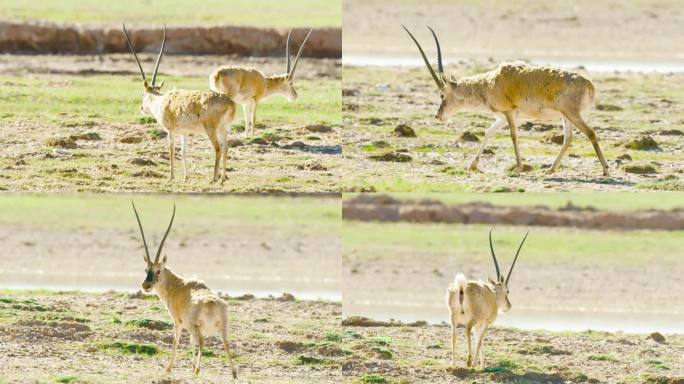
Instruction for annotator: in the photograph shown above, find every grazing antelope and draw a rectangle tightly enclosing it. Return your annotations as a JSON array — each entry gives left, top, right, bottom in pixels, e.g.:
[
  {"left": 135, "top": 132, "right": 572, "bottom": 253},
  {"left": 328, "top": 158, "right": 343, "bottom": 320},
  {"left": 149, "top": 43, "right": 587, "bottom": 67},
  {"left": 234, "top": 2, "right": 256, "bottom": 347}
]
[
  {"left": 446, "top": 229, "right": 529, "bottom": 368},
  {"left": 131, "top": 202, "right": 238, "bottom": 378},
  {"left": 403, "top": 26, "right": 610, "bottom": 176},
  {"left": 123, "top": 24, "right": 236, "bottom": 183},
  {"left": 209, "top": 28, "right": 313, "bottom": 136}
]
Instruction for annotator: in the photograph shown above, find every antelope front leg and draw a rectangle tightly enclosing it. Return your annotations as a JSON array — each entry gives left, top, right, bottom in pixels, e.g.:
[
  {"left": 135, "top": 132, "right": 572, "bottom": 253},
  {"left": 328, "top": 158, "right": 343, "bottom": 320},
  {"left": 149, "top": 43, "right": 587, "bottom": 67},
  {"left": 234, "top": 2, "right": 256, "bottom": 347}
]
[
  {"left": 473, "top": 324, "right": 489, "bottom": 368},
  {"left": 465, "top": 324, "right": 473, "bottom": 367},
  {"left": 180, "top": 135, "right": 189, "bottom": 182},
  {"left": 468, "top": 117, "right": 507, "bottom": 171},
  {"left": 504, "top": 112, "right": 524, "bottom": 171},
  {"left": 167, "top": 133, "right": 176, "bottom": 180},
  {"left": 249, "top": 100, "right": 257, "bottom": 136},
  {"left": 165, "top": 325, "right": 182, "bottom": 372},
  {"left": 241, "top": 104, "right": 250, "bottom": 137}
]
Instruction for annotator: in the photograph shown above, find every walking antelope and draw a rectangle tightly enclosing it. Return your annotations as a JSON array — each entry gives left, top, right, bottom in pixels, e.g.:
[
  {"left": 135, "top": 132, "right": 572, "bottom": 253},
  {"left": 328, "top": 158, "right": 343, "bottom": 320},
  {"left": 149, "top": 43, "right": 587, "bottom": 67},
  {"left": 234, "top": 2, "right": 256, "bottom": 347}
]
[
  {"left": 209, "top": 27, "right": 313, "bottom": 136},
  {"left": 131, "top": 202, "right": 238, "bottom": 378},
  {"left": 123, "top": 24, "right": 236, "bottom": 183},
  {"left": 403, "top": 26, "right": 610, "bottom": 176},
  {"left": 446, "top": 229, "right": 529, "bottom": 368}
]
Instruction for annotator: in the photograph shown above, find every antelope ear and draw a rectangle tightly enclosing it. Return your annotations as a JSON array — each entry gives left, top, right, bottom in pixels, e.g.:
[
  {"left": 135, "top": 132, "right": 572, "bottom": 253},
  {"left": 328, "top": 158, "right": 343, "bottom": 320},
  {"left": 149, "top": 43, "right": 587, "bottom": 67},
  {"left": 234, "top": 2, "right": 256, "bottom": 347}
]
[
  {"left": 143, "top": 79, "right": 150, "bottom": 89},
  {"left": 162, "top": 254, "right": 167, "bottom": 264},
  {"left": 158, "top": 80, "right": 165, "bottom": 89},
  {"left": 499, "top": 275, "right": 505, "bottom": 284},
  {"left": 488, "top": 277, "right": 496, "bottom": 285}
]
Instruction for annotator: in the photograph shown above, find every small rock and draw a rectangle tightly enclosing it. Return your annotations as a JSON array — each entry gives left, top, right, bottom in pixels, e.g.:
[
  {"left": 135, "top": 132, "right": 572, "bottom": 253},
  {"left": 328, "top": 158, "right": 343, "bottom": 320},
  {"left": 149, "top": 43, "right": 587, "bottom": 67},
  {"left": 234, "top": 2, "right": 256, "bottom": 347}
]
[
  {"left": 393, "top": 124, "right": 416, "bottom": 137},
  {"left": 596, "top": 103, "right": 623, "bottom": 111},
  {"left": 617, "top": 153, "right": 632, "bottom": 161},
  {"left": 546, "top": 133, "right": 565, "bottom": 145},
  {"left": 482, "top": 148, "right": 495, "bottom": 155},
  {"left": 70, "top": 132, "right": 101, "bottom": 141},
  {"left": 647, "top": 332, "right": 666, "bottom": 343},
  {"left": 659, "top": 129, "right": 684, "bottom": 136},
  {"left": 129, "top": 158, "right": 156, "bottom": 166},
  {"left": 250, "top": 137, "right": 268, "bottom": 145},
  {"left": 623, "top": 163, "right": 658, "bottom": 174},
  {"left": 120, "top": 134, "right": 143, "bottom": 144},
  {"left": 227, "top": 139, "right": 244, "bottom": 148},
  {"left": 277, "top": 293, "right": 296, "bottom": 302},
  {"left": 460, "top": 131, "right": 479, "bottom": 142},
  {"left": 625, "top": 135, "right": 660, "bottom": 151},
  {"left": 46, "top": 137, "right": 77, "bottom": 149},
  {"left": 342, "top": 88, "right": 360, "bottom": 97},
  {"left": 305, "top": 124, "right": 332, "bottom": 133}
]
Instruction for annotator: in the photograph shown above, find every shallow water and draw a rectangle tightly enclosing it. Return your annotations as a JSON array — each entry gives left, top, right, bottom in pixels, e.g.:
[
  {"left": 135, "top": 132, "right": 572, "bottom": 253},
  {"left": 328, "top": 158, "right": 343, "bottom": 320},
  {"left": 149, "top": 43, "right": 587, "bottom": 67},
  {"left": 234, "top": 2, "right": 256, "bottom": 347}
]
[
  {"left": 342, "top": 54, "right": 684, "bottom": 73},
  {"left": 344, "top": 302, "right": 684, "bottom": 334}
]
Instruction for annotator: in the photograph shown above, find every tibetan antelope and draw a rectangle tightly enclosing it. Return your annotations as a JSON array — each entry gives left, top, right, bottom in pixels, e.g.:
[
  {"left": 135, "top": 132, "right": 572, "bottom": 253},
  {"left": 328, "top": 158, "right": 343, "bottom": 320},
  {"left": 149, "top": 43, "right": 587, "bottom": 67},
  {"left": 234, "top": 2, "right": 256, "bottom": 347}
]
[
  {"left": 123, "top": 24, "right": 236, "bottom": 183},
  {"left": 403, "top": 26, "right": 610, "bottom": 176},
  {"left": 209, "top": 28, "right": 313, "bottom": 136},
  {"left": 131, "top": 202, "right": 238, "bottom": 378},
  {"left": 446, "top": 229, "right": 529, "bottom": 368}
]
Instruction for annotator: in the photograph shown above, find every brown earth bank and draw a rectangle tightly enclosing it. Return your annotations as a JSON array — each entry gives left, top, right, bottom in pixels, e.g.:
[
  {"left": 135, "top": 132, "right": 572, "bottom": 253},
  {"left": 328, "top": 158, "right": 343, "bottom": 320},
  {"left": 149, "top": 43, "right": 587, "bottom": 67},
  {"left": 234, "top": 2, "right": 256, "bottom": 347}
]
[
  {"left": 0, "top": 291, "right": 342, "bottom": 383},
  {"left": 0, "top": 21, "right": 341, "bottom": 57},
  {"left": 341, "top": 320, "right": 684, "bottom": 384},
  {"left": 343, "top": 194, "right": 684, "bottom": 230}
]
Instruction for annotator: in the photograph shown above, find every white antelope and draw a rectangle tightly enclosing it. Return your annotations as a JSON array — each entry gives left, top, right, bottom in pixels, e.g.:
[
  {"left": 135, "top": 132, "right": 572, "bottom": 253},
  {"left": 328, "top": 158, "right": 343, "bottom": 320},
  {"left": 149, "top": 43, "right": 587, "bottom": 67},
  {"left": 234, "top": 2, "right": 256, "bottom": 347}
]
[
  {"left": 123, "top": 24, "right": 236, "bottom": 183},
  {"left": 403, "top": 26, "right": 610, "bottom": 176},
  {"left": 209, "top": 28, "right": 313, "bottom": 136},
  {"left": 446, "top": 229, "right": 529, "bottom": 368},
  {"left": 132, "top": 202, "right": 238, "bottom": 378}
]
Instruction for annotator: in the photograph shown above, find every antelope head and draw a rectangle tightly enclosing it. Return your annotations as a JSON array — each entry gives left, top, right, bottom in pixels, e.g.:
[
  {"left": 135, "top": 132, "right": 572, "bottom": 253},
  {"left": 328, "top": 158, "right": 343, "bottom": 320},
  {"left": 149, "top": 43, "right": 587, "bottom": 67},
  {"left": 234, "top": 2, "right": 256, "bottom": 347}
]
[
  {"left": 131, "top": 202, "right": 176, "bottom": 292},
  {"left": 403, "top": 26, "right": 467, "bottom": 122},
  {"left": 122, "top": 23, "right": 167, "bottom": 116},
  {"left": 276, "top": 27, "right": 313, "bottom": 102},
  {"left": 487, "top": 228, "right": 529, "bottom": 312}
]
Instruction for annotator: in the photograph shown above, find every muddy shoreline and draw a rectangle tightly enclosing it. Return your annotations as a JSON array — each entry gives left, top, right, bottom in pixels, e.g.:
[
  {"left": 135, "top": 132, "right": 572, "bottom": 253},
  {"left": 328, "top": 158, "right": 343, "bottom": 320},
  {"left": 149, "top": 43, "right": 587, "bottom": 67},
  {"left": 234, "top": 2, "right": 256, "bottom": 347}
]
[
  {"left": 0, "top": 21, "right": 341, "bottom": 57},
  {"left": 343, "top": 194, "right": 684, "bottom": 230}
]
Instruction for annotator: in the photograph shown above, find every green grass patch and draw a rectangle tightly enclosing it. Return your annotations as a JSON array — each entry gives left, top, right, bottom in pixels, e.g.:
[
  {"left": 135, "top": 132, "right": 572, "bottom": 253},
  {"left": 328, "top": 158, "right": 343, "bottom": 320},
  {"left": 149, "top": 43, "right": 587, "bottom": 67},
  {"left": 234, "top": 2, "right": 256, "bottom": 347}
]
[
  {"left": 0, "top": 0, "right": 341, "bottom": 27},
  {"left": 101, "top": 341, "right": 159, "bottom": 356},
  {"left": 54, "top": 376, "right": 80, "bottom": 384},
  {"left": 355, "top": 374, "right": 387, "bottom": 384}
]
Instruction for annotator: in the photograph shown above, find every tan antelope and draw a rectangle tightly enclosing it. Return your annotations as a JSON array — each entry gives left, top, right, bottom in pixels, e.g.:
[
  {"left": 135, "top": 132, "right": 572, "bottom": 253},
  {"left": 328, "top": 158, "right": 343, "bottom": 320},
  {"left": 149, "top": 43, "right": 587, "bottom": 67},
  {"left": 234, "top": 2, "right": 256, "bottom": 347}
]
[
  {"left": 123, "top": 24, "right": 236, "bottom": 183},
  {"left": 403, "top": 26, "right": 610, "bottom": 176},
  {"left": 131, "top": 202, "right": 238, "bottom": 378},
  {"left": 446, "top": 229, "right": 529, "bottom": 368},
  {"left": 209, "top": 27, "right": 313, "bottom": 136}
]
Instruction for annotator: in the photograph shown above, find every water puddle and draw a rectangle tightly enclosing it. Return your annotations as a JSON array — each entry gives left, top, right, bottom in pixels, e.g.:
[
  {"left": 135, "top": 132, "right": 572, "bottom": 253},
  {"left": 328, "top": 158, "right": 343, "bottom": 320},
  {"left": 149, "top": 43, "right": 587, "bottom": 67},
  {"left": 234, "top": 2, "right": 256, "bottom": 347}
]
[
  {"left": 344, "top": 302, "right": 684, "bottom": 334},
  {"left": 342, "top": 54, "right": 684, "bottom": 73}
]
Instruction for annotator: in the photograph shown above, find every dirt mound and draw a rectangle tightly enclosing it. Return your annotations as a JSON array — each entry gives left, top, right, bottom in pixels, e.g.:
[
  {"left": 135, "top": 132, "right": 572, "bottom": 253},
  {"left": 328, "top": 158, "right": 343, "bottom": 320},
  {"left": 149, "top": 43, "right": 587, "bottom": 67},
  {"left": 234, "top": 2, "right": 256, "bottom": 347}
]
[
  {"left": 341, "top": 316, "right": 427, "bottom": 327},
  {"left": 4, "top": 320, "right": 92, "bottom": 341},
  {"left": 343, "top": 195, "right": 684, "bottom": 230},
  {"left": 0, "top": 21, "right": 341, "bottom": 57}
]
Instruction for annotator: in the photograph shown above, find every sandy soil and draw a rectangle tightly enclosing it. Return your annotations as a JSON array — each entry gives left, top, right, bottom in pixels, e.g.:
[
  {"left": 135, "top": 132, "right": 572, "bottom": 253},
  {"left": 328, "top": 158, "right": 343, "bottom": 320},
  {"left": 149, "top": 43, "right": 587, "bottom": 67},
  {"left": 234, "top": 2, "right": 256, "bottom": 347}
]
[
  {"left": 0, "top": 291, "right": 343, "bottom": 383},
  {"left": 0, "top": 55, "right": 341, "bottom": 193},
  {"left": 0, "top": 218, "right": 340, "bottom": 298},
  {"left": 343, "top": 0, "right": 684, "bottom": 62},
  {"left": 342, "top": 64, "right": 684, "bottom": 192},
  {"left": 341, "top": 321, "right": 684, "bottom": 383}
]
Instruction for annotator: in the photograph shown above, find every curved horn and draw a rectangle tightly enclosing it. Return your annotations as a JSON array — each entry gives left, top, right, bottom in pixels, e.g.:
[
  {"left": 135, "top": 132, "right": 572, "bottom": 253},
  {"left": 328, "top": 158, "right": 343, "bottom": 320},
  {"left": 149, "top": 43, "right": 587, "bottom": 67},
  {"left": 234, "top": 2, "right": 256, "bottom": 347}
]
[
  {"left": 426, "top": 26, "right": 443, "bottom": 76},
  {"left": 506, "top": 231, "right": 529, "bottom": 285},
  {"left": 288, "top": 28, "right": 313, "bottom": 79},
  {"left": 154, "top": 203, "right": 176, "bottom": 264},
  {"left": 122, "top": 23, "right": 146, "bottom": 82},
  {"left": 131, "top": 201, "right": 150, "bottom": 263},
  {"left": 286, "top": 27, "right": 293, "bottom": 74},
  {"left": 489, "top": 228, "right": 501, "bottom": 279},
  {"left": 401, "top": 25, "right": 443, "bottom": 89},
  {"left": 151, "top": 24, "right": 167, "bottom": 86}
]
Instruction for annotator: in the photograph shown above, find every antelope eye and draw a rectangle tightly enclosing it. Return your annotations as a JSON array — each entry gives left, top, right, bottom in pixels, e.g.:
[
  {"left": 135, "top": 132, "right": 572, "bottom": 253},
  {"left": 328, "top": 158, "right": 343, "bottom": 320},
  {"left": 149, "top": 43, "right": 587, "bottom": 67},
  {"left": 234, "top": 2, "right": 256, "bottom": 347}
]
[{"left": 156, "top": 271, "right": 160, "bottom": 275}]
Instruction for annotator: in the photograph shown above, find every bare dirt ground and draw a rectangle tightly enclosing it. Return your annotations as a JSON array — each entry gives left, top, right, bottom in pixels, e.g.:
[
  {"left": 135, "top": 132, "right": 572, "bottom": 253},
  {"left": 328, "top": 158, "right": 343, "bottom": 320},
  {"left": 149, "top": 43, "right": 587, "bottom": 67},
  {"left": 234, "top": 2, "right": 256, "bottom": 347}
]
[
  {"left": 343, "top": 0, "right": 684, "bottom": 62},
  {"left": 0, "top": 291, "right": 343, "bottom": 383},
  {"left": 0, "top": 216, "right": 340, "bottom": 297},
  {"left": 341, "top": 321, "right": 684, "bottom": 384},
  {"left": 342, "top": 64, "right": 684, "bottom": 192},
  {"left": 0, "top": 55, "right": 341, "bottom": 192}
]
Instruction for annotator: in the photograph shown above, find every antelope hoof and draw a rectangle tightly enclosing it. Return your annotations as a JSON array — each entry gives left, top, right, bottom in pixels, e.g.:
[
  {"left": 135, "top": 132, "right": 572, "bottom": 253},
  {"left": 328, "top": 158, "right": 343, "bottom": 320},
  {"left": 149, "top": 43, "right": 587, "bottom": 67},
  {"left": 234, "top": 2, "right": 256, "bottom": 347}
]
[
  {"left": 544, "top": 167, "right": 557, "bottom": 175},
  {"left": 231, "top": 370, "right": 238, "bottom": 379},
  {"left": 193, "top": 366, "right": 201, "bottom": 375},
  {"left": 466, "top": 355, "right": 473, "bottom": 367},
  {"left": 164, "top": 364, "right": 173, "bottom": 373},
  {"left": 603, "top": 168, "right": 610, "bottom": 177},
  {"left": 468, "top": 162, "right": 479, "bottom": 172}
]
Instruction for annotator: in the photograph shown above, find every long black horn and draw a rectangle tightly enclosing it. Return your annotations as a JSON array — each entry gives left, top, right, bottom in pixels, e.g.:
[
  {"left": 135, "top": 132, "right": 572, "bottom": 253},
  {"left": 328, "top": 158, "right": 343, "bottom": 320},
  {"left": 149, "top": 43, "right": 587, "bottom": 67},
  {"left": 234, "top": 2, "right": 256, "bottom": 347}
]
[
  {"left": 131, "top": 201, "right": 150, "bottom": 263},
  {"left": 506, "top": 231, "right": 529, "bottom": 285},
  {"left": 151, "top": 24, "right": 167, "bottom": 86},
  {"left": 489, "top": 228, "right": 501, "bottom": 279},
  {"left": 286, "top": 27, "right": 293, "bottom": 74},
  {"left": 426, "top": 26, "right": 444, "bottom": 76},
  {"left": 288, "top": 28, "right": 313, "bottom": 79},
  {"left": 122, "top": 23, "right": 146, "bottom": 82},
  {"left": 401, "top": 25, "right": 443, "bottom": 89},
  {"left": 154, "top": 204, "right": 175, "bottom": 263}
]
